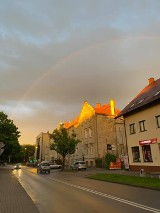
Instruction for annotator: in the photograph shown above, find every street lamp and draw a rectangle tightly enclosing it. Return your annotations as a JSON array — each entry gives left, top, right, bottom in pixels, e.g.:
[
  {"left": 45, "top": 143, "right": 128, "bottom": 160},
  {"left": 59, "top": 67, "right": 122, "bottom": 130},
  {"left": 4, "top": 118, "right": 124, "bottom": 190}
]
[{"left": 24, "top": 148, "right": 27, "bottom": 163}]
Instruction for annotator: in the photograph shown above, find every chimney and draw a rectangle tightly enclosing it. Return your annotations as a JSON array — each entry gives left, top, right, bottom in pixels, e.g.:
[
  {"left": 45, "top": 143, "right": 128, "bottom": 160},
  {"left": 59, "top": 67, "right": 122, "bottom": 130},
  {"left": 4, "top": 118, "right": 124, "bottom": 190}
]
[
  {"left": 148, "top": 77, "right": 155, "bottom": 85},
  {"left": 95, "top": 103, "right": 101, "bottom": 108},
  {"left": 110, "top": 99, "right": 115, "bottom": 116}
]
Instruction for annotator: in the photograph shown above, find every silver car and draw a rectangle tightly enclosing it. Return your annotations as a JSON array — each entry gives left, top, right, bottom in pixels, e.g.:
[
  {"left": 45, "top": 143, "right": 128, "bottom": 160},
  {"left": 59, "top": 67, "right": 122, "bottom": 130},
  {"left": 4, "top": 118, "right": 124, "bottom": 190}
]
[
  {"left": 71, "top": 161, "right": 87, "bottom": 171},
  {"left": 37, "top": 161, "right": 50, "bottom": 174}
]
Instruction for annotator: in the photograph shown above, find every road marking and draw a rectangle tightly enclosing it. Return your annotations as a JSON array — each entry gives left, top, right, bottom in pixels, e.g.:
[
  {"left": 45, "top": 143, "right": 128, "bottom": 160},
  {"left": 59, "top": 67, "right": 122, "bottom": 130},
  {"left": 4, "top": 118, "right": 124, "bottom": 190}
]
[{"left": 48, "top": 177, "right": 160, "bottom": 213}]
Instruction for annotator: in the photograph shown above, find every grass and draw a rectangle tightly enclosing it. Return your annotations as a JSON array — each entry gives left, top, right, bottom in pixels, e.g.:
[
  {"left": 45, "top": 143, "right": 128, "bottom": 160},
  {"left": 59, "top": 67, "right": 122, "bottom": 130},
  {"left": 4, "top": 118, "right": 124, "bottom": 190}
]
[{"left": 88, "top": 173, "right": 160, "bottom": 190}]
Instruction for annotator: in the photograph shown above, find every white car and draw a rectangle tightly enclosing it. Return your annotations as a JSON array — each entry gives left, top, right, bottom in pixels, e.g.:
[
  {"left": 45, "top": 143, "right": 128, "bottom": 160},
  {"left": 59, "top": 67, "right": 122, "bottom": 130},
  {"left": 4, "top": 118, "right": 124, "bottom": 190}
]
[
  {"left": 37, "top": 161, "right": 50, "bottom": 174},
  {"left": 71, "top": 161, "right": 87, "bottom": 171},
  {"left": 49, "top": 162, "right": 62, "bottom": 169}
]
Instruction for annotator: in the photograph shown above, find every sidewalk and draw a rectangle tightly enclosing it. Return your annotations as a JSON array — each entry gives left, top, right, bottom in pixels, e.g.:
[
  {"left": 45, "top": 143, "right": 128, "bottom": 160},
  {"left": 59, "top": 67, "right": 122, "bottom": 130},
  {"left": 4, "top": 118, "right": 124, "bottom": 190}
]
[{"left": 0, "top": 167, "right": 39, "bottom": 213}]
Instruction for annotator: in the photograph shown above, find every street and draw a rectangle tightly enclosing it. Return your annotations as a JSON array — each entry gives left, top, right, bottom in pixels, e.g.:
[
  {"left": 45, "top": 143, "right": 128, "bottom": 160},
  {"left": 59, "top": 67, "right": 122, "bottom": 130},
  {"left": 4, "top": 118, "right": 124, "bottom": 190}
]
[{"left": 13, "top": 167, "right": 160, "bottom": 213}]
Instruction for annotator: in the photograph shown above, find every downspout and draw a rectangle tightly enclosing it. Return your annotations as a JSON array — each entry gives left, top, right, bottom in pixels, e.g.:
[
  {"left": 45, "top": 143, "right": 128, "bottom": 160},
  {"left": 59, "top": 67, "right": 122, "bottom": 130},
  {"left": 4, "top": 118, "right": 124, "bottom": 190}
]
[
  {"left": 95, "top": 114, "right": 99, "bottom": 158},
  {"left": 123, "top": 119, "right": 130, "bottom": 170}
]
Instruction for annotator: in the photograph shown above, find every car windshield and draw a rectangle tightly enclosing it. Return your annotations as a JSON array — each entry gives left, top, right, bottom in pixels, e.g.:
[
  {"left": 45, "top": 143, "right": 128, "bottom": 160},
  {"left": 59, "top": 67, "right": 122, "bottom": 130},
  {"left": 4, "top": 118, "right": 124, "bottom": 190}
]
[
  {"left": 79, "top": 162, "right": 85, "bottom": 164},
  {"left": 42, "top": 163, "right": 49, "bottom": 166}
]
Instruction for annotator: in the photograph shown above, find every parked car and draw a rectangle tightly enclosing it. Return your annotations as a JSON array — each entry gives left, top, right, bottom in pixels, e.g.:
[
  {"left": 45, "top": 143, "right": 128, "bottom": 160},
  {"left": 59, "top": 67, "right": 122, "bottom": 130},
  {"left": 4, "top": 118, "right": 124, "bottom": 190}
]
[
  {"left": 71, "top": 161, "right": 87, "bottom": 171},
  {"left": 49, "top": 162, "right": 62, "bottom": 169},
  {"left": 37, "top": 161, "right": 50, "bottom": 174},
  {"left": 14, "top": 163, "right": 21, "bottom": 169}
]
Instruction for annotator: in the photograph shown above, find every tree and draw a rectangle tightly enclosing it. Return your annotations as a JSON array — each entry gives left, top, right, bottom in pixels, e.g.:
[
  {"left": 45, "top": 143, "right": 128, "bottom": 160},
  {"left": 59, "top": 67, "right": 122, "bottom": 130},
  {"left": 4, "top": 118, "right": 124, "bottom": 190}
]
[
  {"left": 50, "top": 125, "right": 80, "bottom": 170},
  {"left": 21, "top": 145, "right": 35, "bottom": 163},
  {"left": 0, "top": 112, "right": 21, "bottom": 163}
]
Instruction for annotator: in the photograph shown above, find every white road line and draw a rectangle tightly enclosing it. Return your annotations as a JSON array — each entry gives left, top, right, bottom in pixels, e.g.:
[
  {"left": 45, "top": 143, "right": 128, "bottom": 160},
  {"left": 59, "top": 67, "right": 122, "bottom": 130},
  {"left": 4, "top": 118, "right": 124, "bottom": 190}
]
[{"left": 48, "top": 177, "right": 160, "bottom": 213}]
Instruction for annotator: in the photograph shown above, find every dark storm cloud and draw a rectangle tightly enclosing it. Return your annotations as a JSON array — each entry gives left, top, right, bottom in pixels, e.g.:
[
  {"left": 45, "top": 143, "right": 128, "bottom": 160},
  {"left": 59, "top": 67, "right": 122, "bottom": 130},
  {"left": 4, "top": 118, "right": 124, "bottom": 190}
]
[{"left": 0, "top": 0, "right": 160, "bottom": 144}]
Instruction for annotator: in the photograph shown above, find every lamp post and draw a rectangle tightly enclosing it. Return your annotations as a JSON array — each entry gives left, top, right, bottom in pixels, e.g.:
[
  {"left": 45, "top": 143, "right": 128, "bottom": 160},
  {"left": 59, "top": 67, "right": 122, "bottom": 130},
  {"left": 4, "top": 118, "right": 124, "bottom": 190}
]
[{"left": 24, "top": 147, "right": 27, "bottom": 162}]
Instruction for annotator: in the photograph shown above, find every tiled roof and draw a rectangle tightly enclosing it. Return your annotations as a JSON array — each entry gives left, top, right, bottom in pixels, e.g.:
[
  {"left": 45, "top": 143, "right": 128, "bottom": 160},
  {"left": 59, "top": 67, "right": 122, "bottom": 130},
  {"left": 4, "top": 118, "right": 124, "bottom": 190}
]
[
  {"left": 94, "top": 104, "right": 120, "bottom": 116},
  {"left": 117, "top": 77, "right": 160, "bottom": 117},
  {"left": 64, "top": 100, "right": 121, "bottom": 129}
]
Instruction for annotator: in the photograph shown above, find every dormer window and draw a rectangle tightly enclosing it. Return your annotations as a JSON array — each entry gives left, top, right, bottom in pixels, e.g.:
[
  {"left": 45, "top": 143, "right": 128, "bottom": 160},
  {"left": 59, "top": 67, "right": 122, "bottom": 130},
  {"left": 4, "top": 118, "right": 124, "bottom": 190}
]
[
  {"left": 138, "top": 99, "right": 144, "bottom": 104},
  {"left": 130, "top": 103, "right": 135, "bottom": 108},
  {"left": 154, "top": 91, "right": 160, "bottom": 96}
]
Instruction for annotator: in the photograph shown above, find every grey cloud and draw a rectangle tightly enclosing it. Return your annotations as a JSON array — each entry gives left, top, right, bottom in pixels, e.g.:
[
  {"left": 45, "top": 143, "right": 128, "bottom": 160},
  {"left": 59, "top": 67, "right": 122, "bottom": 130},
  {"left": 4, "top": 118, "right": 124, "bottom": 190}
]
[{"left": 0, "top": 0, "right": 160, "bottom": 144}]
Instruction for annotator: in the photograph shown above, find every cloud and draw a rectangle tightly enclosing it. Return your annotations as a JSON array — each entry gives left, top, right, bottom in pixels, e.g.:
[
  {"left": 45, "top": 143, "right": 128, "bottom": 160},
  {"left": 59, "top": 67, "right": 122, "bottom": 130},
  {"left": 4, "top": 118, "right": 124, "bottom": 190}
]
[{"left": 0, "top": 0, "right": 160, "bottom": 144}]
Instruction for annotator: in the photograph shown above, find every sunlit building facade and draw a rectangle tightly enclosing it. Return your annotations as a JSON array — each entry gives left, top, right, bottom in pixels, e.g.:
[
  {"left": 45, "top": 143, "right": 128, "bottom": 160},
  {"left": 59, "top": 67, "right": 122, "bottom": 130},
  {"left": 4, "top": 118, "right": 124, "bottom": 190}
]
[
  {"left": 64, "top": 100, "right": 127, "bottom": 167},
  {"left": 117, "top": 77, "right": 160, "bottom": 172},
  {"left": 35, "top": 132, "right": 58, "bottom": 162}
]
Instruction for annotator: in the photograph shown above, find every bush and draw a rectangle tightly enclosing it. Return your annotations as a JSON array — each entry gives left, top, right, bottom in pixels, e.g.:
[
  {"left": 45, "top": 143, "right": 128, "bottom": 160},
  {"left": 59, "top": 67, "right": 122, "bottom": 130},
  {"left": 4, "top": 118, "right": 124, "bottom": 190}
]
[
  {"left": 105, "top": 153, "right": 116, "bottom": 169},
  {"left": 95, "top": 158, "right": 103, "bottom": 168}
]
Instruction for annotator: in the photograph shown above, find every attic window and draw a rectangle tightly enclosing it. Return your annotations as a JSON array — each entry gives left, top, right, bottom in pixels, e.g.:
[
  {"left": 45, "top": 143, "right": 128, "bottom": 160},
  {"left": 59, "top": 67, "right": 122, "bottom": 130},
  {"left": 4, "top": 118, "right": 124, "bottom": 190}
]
[
  {"left": 130, "top": 103, "right": 135, "bottom": 108},
  {"left": 138, "top": 99, "right": 144, "bottom": 104},
  {"left": 154, "top": 91, "right": 160, "bottom": 96}
]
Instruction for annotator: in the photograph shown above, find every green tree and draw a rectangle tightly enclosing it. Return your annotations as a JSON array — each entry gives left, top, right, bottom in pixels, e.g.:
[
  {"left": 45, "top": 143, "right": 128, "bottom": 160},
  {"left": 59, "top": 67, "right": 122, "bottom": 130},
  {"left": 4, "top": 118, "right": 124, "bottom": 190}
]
[
  {"left": 50, "top": 125, "right": 80, "bottom": 170},
  {"left": 21, "top": 145, "right": 35, "bottom": 162},
  {"left": 0, "top": 112, "right": 21, "bottom": 163}
]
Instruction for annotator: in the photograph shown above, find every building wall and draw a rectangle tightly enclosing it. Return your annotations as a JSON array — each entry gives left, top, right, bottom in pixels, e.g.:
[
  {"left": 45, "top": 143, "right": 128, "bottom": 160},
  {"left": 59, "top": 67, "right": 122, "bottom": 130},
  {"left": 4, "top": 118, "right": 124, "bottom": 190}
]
[
  {"left": 68, "top": 114, "right": 126, "bottom": 167},
  {"left": 125, "top": 104, "right": 160, "bottom": 172},
  {"left": 35, "top": 132, "right": 58, "bottom": 162}
]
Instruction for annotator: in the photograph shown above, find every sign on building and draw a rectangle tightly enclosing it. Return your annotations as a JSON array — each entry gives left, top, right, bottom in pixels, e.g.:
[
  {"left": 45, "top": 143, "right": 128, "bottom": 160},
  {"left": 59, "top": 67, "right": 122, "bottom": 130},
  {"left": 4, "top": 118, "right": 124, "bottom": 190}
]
[{"left": 107, "top": 144, "right": 112, "bottom": 150}]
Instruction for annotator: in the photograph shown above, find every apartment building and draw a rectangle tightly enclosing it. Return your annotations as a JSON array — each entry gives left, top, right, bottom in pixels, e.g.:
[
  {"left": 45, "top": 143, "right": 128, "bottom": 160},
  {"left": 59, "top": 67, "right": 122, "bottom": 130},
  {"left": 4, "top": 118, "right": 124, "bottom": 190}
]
[
  {"left": 117, "top": 77, "right": 160, "bottom": 172},
  {"left": 64, "top": 100, "right": 127, "bottom": 167},
  {"left": 35, "top": 132, "right": 58, "bottom": 162}
]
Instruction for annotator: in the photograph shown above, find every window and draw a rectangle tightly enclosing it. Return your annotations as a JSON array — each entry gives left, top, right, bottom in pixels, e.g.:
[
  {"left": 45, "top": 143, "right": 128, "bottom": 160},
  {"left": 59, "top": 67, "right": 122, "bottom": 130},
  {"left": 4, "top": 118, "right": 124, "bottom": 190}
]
[
  {"left": 142, "top": 145, "right": 152, "bottom": 162},
  {"left": 154, "top": 91, "right": 160, "bottom": 96},
  {"left": 90, "top": 144, "right": 93, "bottom": 154},
  {"left": 138, "top": 99, "right": 144, "bottom": 104},
  {"left": 130, "top": 103, "right": 135, "bottom": 108},
  {"left": 129, "top": 123, "right": 136, "bottom": 134},
  {"left": 84, "top": 129, "right": 88, "bottom": 138},
  {"left": 156, "top": 115, "right": 160, "bottom": 128},
  {"left": 139, "top": 120, "right": 147, "bottom": 132},
  {"left": 85, "top": 144, "right": 88, "bottom": 154},
  {"left": 75, "top": 148, "right": 78, "bottom": 156},
  {"left": 89, "top": 127, "right": 92, "bottom": 137},
  {"left": 131, "top": 146, "right": 140, "bottom": 162}
]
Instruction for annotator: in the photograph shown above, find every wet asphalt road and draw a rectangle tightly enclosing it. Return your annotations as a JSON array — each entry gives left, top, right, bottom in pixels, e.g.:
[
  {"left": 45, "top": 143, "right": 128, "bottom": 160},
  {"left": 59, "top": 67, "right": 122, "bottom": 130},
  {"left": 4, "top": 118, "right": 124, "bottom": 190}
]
[{"left": 13, "top": 167, "right": 160, "bottom": 213}]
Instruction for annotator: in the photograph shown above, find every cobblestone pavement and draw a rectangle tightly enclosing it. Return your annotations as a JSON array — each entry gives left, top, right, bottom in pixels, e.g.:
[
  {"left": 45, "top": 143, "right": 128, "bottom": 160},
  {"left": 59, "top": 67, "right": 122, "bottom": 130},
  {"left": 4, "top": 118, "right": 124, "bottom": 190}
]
[{"left": 0, "top": 168, "right": 39, "bottom": 213}]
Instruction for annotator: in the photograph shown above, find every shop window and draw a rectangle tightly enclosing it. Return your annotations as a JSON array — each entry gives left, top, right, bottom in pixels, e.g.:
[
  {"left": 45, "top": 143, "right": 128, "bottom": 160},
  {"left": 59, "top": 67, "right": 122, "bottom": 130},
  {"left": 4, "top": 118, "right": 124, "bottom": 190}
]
[
  {"left": 129, "top": 123, "right": 136, "bottom": 134},
  {"left": 142, "top": 145, "right": 152, "bottom": 162},
  {"left": 139, "top": 120, "right": 147, "bottom": 132},
  {"left": 131, "top": 146, "right": 140, "bottom": 162},
  {"left": 156, "top": 115, "right": 160, "bottom": 128}
]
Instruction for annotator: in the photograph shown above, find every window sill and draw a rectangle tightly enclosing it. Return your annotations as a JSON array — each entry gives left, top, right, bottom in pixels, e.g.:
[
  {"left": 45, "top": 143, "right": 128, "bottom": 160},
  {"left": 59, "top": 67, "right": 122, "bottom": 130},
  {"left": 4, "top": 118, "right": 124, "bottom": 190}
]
[{"left": 139, "top": 130, "right": 147, "bottom": 133}]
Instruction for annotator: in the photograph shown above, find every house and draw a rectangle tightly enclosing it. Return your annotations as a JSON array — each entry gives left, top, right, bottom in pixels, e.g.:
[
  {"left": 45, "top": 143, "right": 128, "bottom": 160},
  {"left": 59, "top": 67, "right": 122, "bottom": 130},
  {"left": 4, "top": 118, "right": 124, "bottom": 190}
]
[
  {"left": 64, "top": 100, "right": 127, "bottom": 167},
  {"left": 116, "top": 77, "right": 160, "bottom": 172}
]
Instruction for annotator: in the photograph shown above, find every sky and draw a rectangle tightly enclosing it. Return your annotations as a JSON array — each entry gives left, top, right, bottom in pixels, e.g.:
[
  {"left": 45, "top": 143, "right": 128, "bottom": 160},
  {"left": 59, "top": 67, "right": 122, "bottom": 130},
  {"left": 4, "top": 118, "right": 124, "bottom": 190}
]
[{"left": 0, "top": 0, "right": 160, "bottom": 145}]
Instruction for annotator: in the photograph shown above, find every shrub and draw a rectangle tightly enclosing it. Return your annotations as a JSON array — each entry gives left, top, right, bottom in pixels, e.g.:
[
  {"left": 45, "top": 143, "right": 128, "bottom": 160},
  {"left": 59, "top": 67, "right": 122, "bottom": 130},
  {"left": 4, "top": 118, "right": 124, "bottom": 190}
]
[
  {"left": 95, "top": 158, "right": 103, "bottom": 168},
  {"left": 105, "top": 153, "right": 116, "bottom": 169}
]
